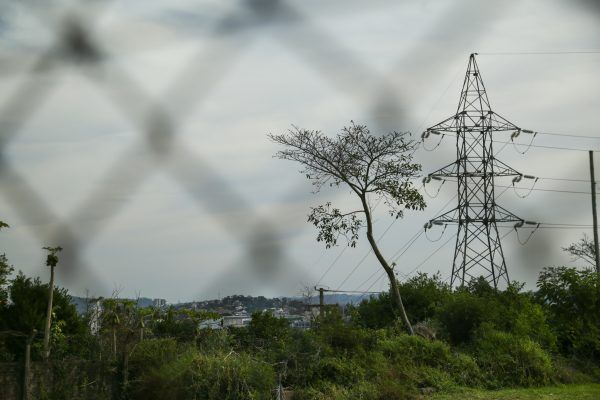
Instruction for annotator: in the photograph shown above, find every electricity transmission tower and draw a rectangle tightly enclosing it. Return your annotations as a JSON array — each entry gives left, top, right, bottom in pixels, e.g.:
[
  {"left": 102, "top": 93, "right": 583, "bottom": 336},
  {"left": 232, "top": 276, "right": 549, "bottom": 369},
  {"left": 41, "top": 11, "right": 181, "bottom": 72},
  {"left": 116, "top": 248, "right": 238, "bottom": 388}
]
[{"left": 423, "top": 53, "right": 526, "bottom": 289}]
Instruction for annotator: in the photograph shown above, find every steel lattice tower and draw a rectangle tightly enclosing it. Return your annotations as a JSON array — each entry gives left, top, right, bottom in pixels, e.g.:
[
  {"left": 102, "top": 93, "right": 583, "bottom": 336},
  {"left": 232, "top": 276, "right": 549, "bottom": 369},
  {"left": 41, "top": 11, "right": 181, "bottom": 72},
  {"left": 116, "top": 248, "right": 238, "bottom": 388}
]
[{"left": 423, "top": 53, "right": 524, "bottom": 289}]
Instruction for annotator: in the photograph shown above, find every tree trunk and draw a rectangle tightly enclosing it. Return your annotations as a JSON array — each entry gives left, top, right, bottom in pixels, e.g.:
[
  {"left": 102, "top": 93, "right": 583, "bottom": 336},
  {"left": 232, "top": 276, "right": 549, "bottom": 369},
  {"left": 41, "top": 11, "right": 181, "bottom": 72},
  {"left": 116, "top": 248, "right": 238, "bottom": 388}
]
[
  {"left": 122, "top": 346, "right": 129, "bottom": 393},
  {"left": 361, "top": 195, "right": 414, "bottom": 335},
  {"left": 43, "top": 266, "right": 55, "bottom": 361},
  {"left": 112, "top": 327, "right": 117, "bottom": 359}
]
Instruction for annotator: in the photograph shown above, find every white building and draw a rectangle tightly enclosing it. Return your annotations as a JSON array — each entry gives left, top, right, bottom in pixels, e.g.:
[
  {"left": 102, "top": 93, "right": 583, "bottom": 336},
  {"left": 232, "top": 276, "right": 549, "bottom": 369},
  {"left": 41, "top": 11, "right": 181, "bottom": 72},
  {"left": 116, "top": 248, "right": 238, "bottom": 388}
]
[
  {"left": 88, "top": 299, "right": 103, "bottom": 335},
  {"left": 153, "top": 298, "right": 167, "bottom": 308}
]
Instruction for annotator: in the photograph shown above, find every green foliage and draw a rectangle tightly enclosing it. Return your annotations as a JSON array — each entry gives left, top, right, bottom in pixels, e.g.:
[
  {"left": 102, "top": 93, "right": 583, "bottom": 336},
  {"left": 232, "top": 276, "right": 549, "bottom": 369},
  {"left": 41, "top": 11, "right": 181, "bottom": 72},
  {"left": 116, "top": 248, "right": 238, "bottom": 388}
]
[
  {"left": 472, "top": 328, "right": 554, "bottom": 388},
  {"left": 436, "top": 289, "right": 486, "bottom": 344},
  {"left": 314, "top": 308, "right": 377, "bottom": 356},
  {"left": 0, "top": 239, "right": 597, "bottom": 399},
  {"left": 152, "top": 307, "right": 201, "bottom": 341},
  {"left": 312, "top": 356, "right": 365, "bottom": 386},
  {"left": 248, "top": 310, "right": 291, "bottom": 344},
  {"left": 436, "top": 279, "right": 555, "bottom": 348},
  {"left": 378, "top": 334, "right": 482, "bottom": 388},
  {"left": 536, "top": 266, "right": 600, "bottom": 361},
  {"left": 196, "top": 327, "right": 233, "bottom": 353},
  {"left": 0, "top": 272, "right": 85, "bottom": 360},
  {"left": 129, "top": 339, "right": 195, "bottom": 400},
  {"left": 189, "top": 352, "right": 275, "bottom": 400},
  {"left": 353, "top": 292, "right": 396, "bottom": 329},
  {"left": 399, "top": 273, "right": 451, "bottom": 323},
  {"left": 129, "top": 339, "right": 275, "bottom": 400}
]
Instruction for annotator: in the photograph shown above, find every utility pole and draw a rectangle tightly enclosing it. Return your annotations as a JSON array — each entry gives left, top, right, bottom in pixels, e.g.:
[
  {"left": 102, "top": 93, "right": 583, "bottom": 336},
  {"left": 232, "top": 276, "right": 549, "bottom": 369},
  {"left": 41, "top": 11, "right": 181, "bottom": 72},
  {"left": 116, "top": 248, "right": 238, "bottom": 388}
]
[
  {"left": 589, "top": 151, "right": 600, "bottom": 273},
  {"left": 316, "top": 287, "right": 324, "bottom": 317}
]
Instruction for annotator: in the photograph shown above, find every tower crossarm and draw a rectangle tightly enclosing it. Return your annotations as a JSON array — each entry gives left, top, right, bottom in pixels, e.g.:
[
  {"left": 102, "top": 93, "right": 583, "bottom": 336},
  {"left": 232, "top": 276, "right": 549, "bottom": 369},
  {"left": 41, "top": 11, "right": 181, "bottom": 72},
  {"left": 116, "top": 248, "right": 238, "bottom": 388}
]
[
  {"left": 425, "top": 204, "right": 523, "bottom": 228},
  {"left": 423, "top": 160, "right": 459, "bottom": 181},
  {"left": 493, "top": 205, "right": 524, "bottom": 223},
  {"left": 489, "top": 111, "right": 520, "bottom": 132},
  {"left": 424, "top": 207, "right": 460, "bottom": 229},
  {"left": 491, "top": 158, "right": 522, "bottom": 177},
  {"left": 421, "top": 113, "right": 462, "bottom": 138}
]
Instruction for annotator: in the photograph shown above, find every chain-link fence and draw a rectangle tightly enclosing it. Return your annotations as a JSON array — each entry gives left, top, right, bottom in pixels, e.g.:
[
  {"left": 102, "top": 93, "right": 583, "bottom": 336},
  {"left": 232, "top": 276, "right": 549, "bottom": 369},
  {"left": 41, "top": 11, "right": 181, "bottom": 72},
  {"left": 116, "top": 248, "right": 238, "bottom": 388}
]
[{"left": 1, "top": 0, "right": 599, "bottom": 300}]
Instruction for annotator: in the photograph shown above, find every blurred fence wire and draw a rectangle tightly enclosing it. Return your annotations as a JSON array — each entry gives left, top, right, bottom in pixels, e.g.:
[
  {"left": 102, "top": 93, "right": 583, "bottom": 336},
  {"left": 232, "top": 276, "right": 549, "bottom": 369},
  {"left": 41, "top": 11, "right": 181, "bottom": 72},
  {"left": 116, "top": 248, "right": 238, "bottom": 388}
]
[{"left": 1, "top": 0, "right": 598, "bottom": 298}]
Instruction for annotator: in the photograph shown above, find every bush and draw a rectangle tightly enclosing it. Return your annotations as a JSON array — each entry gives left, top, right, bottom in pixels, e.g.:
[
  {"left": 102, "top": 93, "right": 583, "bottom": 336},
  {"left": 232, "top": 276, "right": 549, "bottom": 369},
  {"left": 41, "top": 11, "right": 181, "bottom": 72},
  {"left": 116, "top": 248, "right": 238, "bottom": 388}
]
[
  {"left": 314, "top": 308, "right": 377, "bottom": 355},
  {"left": 536, "top": 266, "right": 600, "bottom": 361},
  {"left": 399, "top": 273, "right": 451, "bottom": 323},
  {"left": 312, "top": 356, "right": 365, "bottom": 386},
  {"left": 189, "top": 352, "right": 275, "bottom": 399},
  {"left": 353, "top": 292, "right": 396, "bottom": 329},
  {"left": 472, "top": 328, "right": 554, "bottom": 388},
  {"left": 129, "top": 339, "right": 195, "bottom": 400},
  {"left": 378, "top": 334, "right": 482, "bottom": 388},
  {"left": 130, "top": 338, "right": 179, "bottom": 370},
  {"left": 129, "top": 341, "right": 275, "bottom": 400},
  {"left": 435, "top": 279, "right": 556, "bottom": 349},
  {"left": 436, "top": 290, "right": 486, "bottom": 345}
]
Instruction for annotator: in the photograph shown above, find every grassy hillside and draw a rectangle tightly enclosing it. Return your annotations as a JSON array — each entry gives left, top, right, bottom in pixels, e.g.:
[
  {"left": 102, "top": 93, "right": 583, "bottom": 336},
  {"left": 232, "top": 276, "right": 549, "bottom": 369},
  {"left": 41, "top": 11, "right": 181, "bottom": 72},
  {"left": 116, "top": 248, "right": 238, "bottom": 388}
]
[{"left": 431, "top": 384, "right": 600, "bottom": 399}]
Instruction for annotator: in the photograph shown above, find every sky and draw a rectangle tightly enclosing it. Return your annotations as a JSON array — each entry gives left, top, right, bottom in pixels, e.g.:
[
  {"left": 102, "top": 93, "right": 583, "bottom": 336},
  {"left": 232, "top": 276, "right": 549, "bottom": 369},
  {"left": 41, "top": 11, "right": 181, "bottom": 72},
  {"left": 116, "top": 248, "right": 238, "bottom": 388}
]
[{"left": 0, "top": 0, "right": 599, "bottom": 302}]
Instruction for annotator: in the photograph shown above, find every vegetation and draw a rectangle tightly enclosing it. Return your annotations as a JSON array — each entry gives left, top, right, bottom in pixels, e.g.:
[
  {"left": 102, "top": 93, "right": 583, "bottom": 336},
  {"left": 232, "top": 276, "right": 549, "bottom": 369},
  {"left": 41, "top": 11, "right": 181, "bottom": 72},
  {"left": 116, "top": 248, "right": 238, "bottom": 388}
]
[
  {"left": 431, "top": 384, "right": 600, "bottom": 400},
  {"left": 1, "top": 219, "right": 599, "bottom": 399}
]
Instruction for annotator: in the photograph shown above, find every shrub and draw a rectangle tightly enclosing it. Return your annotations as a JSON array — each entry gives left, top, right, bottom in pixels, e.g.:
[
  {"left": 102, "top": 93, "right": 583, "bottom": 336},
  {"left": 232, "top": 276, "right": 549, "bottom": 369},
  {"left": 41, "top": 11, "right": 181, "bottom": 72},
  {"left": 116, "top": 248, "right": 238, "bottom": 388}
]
[
  {"left": 196, "top": 328, "right": 232, "bottom": 353},
  {"left": 189, "top": 352, "right": 275, "bottom": 399},
  {"left": 129, "top": 339, "right": 195, "bottom": 400},
  {"left": 399, "top": 273, "right": 451, "bottom": 323},
  {"left": 314, "top": 308, "right": 377, "bottom": 355},
  {"left": 536, "top": 266, "right": 600, "bottom": 361},
  {"left": 353, "top": 292, "right": 396, "bottom": 329},
  {"left": 472, "top": 328, "right": 554, "bottom": 388},
  {"left": 435, "top": 279, "right": 556, "bottom": 349},
  {"left": 377, "top": 334, "right": 482, "bottom": 389},
  {"left": 312, "top": 356, "right": 365, "bottom": 386},
  {"left": 436, "top": 290, "right": 486, "bottom": 345},
  {"left": 130, "top": 338, "right": 179, "bottom": 370},
  {"left": 129, "top": 342, "right": 275, "bottom": 400}
]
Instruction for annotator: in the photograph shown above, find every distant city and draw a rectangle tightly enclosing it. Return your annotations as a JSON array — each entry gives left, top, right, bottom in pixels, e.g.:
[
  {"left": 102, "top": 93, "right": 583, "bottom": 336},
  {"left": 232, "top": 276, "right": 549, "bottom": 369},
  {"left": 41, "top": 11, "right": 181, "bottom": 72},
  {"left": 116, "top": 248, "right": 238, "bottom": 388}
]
[{"left": 69, "top": 293, "right": 377, "bottom": 331}]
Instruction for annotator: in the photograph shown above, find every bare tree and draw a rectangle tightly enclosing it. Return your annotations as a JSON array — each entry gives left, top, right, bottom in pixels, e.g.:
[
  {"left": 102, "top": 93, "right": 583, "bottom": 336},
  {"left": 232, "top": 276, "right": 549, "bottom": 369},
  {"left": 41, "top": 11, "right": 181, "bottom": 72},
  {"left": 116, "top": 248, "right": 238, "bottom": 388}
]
[
  {"left": 269, "top": 123, "right": 425, "bottom": 334},
  {"left": 563, "top": 234, "right": 596, "bottom": 267},
  {"left": 42, "top": 245, "right": 62, "bottom": 361}
]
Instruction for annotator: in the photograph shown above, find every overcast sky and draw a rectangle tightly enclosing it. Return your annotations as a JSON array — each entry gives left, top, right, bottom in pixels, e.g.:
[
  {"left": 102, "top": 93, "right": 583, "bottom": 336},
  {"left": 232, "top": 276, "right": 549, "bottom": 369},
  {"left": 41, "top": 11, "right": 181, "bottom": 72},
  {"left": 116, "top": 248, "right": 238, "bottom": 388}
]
[{"left": 1, "top": 0, "right": 599, "bottom": 302}]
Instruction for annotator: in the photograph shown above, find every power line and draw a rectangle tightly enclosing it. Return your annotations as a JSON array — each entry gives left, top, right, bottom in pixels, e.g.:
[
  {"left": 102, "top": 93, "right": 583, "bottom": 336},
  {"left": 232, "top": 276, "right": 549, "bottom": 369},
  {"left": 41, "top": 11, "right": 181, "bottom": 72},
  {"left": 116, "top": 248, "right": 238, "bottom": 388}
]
[
  {"left": 435, "top": 177, "right": 599, "bottom": 195},
  {"left": 538, "top": 176, "right": 591, "bottom": 183},
  {"left": 315, "top": 246, "right": 347, "bottom": 286},
  {"left": 318, "top": 288, "right": 384, "bottom": 294},
  {"left": 355, "top": 268, "right": 383, "bottom": 292},
  {"left": 415, "top": 66, "right": 464, "bottom": 134},
  {"left": 478, "top": 51, "right": 600, "bottom": 55},
  {"left": 424, "top": 131, "right": 598, "bottom": 152},
  {"left": 497, "top": 184, "right": 598, "bottom": 195},
  {"left": 494, "top": 138, "right": 592, "bottom": 152},
  {"left": 363, "top": 272, "right": 386, "bottom": 293},
  {"left": 402, "top": 232, "right": 457, "bottom": 279},
  {"left": 533, "top": 131, "right": 600, "bottom": 140}
]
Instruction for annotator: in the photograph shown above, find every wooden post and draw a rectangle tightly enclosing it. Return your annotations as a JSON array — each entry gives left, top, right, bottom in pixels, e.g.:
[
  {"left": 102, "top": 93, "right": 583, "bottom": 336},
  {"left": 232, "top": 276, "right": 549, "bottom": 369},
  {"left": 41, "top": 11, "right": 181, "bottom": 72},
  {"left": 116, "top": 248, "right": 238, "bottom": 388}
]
[
  {"left": 23, "top": 330, "right": 36, "bottom": 400},
  {"left": 589, "top": 151, "right": 600, "bottom": 274},
  {"left": 42, "top": 265, "right": 54, "bottom": 361},
  {"left": 318, "top": 288, "right": 324, "bottom": 317}
]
